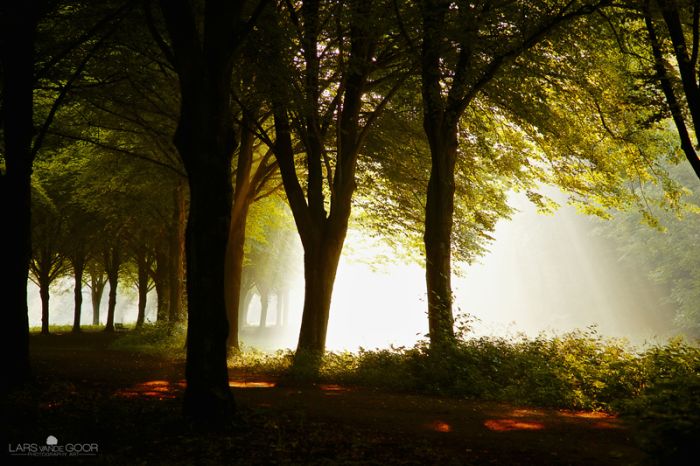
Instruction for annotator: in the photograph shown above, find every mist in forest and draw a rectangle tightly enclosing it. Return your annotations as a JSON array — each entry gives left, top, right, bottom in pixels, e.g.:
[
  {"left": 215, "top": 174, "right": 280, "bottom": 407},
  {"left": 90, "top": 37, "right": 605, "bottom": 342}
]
[
  {"left": 28, "top": 191, "right": 682, "bottom": 349},
  {"left": 236, "top": 190, "right": 683, "bottom": 351}
]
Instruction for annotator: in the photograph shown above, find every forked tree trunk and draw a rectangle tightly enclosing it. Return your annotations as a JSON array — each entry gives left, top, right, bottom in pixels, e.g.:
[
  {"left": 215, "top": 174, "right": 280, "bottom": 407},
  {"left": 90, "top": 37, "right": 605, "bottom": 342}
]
[{"left": 72, "top": 259, "right": 85, "bottom": 332}]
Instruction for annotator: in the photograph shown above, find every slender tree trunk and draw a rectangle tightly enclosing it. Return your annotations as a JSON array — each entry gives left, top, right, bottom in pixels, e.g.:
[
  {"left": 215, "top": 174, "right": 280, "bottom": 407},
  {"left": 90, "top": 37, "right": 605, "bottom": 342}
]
[
  {"left": 39, "top": 276, "right": 50, "bottom": 335},
  {"left": 645, "top": 5, "right": 700, "bottom": 180},
  {"left": 0, "top": 1, "right": 37, "bottom": 389},
  {"left": 104, "top": 247, "right": 120, "bottom": 332},
  {"left": 258, "top": 291, "right": 269, "bottom": 328},
  {"left": 276, "top": 291, "right": 286, "bottom": 326},
  {"left": 72, "top": 259, "right": 85, "bottom": 332},
  {"left": 90, "top": 271, "right": 106, "bottom": 326},
  {"left": 225, "top": 115, "right": 255, "bottom": 349},
  {"left": 154, "top": 240, "right": 171, "bottom": 323},
  {"left": 240, "top": 288, "right": 253, "bottom": 327},
  {"left": 136, "top": 254, "right": 149, "bottom": 328},
  {"left": 656, "top": 0, "right": 700, "bottom": 144}
]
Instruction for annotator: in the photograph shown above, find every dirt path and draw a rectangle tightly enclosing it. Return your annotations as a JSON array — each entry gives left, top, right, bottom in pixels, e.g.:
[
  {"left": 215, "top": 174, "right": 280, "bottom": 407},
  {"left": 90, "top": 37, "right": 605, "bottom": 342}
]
[{"left": 7, "top": 333, "right": 647, "bottom": 465}]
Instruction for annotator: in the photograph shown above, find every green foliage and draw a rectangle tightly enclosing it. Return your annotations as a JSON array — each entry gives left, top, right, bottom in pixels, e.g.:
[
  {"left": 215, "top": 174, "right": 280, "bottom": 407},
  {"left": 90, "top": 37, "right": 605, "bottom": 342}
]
[
  {"left": 109, "top": 322, "right": 186, "bottom": 355},
  {"left": 617, "top": 339, "right": 700, "bottom": 463}
]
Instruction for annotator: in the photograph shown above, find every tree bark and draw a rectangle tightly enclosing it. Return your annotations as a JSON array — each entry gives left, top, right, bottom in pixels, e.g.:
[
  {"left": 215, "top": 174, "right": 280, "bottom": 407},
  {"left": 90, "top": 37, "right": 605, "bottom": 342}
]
[
  {"left": 104, "top": 247, "right": 120, "bottom": 332},
  {"left": 158, "top": 0, "right": 249, "bottom": 424},
  {"left": 419, "top": 0, "right": 460, "bottom": 350},
  {"left": 656, "top": 0, "right": 700, "bottom": 144},
  {"left": 0, "top": 0, "right": 38, "bottom": 389},
  {"left": 72, "top": 259, "right": 85, "bottom": 332},
  {"left": 296, "top": 240, "right": 344, "bottom": 353},
  {"left": 422, "top": 121, "right": 458, "bottom": 348},
  {"left": 136, "top": 252, "right": 150, "bottom": 328},
  {"left": 168, "top": 181, "right": 186, "bottom": 323},
  {"left": 39, "top": 275, "right": 50, "bottom": 335},
  {"left": 154, "top": 239, "right": 171, "bottom": 323},
  {"left": 90, "top": 269, "right": 106, "bottom": 326}
]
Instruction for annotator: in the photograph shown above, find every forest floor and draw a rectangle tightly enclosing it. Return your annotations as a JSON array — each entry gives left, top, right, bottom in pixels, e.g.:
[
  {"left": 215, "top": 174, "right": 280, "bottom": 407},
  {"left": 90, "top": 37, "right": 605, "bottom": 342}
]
[{"left": 6, "top": 332, "right": 650, "bottom": 465}]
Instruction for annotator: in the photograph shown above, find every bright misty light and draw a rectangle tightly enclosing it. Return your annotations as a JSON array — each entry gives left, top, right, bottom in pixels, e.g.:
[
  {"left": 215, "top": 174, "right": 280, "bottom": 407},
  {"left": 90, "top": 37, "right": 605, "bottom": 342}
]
[{"left": 28, "top": 190, "right": 677, "bottom": 349}]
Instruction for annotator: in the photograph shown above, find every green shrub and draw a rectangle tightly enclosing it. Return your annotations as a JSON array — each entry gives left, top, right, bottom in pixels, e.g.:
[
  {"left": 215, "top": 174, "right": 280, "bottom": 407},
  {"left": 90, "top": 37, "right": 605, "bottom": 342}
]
[
  {"left": 109, "top": 322, "right": 186, "bottom": 354},
  {"left": 617, "top": 339, "right": 700, "bottom": 464}
]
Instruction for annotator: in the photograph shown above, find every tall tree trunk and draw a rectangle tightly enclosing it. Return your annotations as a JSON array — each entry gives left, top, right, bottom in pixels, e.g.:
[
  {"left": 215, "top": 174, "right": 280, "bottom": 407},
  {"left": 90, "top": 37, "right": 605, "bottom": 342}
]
[
  {"left": 225, "top": 114, "right": 255, "bottom": 349},
  {"left": 72, "top": 258, "right": 85, "bottom": 332},
  {"left": 39, "top": 275, "right": 50, "bottom": 335},
  {"left": 423, "top": 121, "right": 458, "bottom": 348},
  {"left": 104, "top": 247, "right": 120, "bottom": 332},
  {"left": 182, "top": 167, "right": 234, "bottom": 420},
  {"left": 0, "top": 1, "right": 38, "bottom": 389},
  {"left": 420, "top": 1, "right": 459, "bottom": 350}
]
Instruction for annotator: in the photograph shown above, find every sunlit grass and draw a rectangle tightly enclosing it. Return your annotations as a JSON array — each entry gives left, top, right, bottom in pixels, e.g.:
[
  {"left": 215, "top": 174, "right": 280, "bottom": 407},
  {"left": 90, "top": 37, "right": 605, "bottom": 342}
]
[
  {"left": 108, "top": 322, "right": 186, "bottom": 355},
  {"left": 30, "top": 324, "right": 106, "bottom": 333}
]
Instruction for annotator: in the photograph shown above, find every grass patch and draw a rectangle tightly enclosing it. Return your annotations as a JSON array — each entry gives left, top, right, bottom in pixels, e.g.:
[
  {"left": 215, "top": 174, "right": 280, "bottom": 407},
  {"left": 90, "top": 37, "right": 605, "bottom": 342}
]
[
  {"left": 30, "top": 324, "right": 106, "bottom": 333},
  {"left": 109, "top": 322, "right": 187, "bottom": 355}
]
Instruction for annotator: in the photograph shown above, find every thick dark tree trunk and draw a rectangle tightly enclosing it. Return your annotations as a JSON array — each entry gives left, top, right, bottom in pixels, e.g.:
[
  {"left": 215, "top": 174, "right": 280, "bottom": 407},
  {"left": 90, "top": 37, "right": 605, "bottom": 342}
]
[
  {"left": 104, "top": 247, "right": 120, "bottom": 332},
  {"left": 1, "top": 1, "right": 37, "bottom": 389},
  {"left": 423, "top": 122, "right": 458, "bottom": 348},
  {"left": 182, "top": 167, "right": 234, "bottom": 421},
  {"left": 296, "top": 240, "right": 344, "bottom": 353},
  {"left": 72, "top": 259, "right": 85, "bottom": 332},
  {"left": 39, "top": 277, "right": 50, "bottom": 335},
  {"left": 157, "top": 0, "right": 270, "bottom": 423}
]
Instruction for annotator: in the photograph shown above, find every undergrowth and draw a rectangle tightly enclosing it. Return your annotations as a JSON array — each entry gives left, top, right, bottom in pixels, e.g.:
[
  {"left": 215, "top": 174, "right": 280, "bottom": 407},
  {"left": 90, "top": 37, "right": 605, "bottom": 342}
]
[
  {"left": 109, "top": 322, "right": 187, "bottom": 355},
  {"left": 102, "top": 322, "right": 698, "bottom": 462}
]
